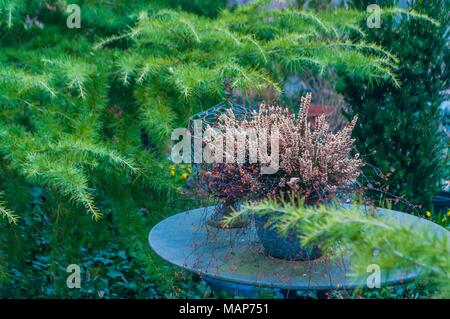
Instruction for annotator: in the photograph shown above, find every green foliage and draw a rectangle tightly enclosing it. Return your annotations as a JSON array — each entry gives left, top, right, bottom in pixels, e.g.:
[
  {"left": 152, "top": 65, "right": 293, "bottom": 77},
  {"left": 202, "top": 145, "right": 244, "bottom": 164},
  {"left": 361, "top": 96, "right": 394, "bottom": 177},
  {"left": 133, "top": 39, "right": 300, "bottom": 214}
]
[
  {"left": 244, "top": 198, "right": 450, "bottom": 298},
  {"left": 0, "top": 192, "right": 18, "bottom": 223},
  {"left": 339, "top": 0, "right": 449, "bottom": 212},
  {"left": 0, "top": 0, "right": 405, "bottom": 298},
  {"left": 0, "top": 186, "right": 207, "bottom": 298},
  {"left": 100, "top": 3, "right": 401, "bottom": 152}
]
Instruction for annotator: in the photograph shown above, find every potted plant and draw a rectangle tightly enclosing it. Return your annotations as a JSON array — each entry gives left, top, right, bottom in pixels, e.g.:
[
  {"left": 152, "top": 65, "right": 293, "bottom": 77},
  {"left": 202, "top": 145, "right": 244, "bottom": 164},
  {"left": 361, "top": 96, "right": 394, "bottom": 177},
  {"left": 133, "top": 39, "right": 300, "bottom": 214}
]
[{"left": 223, "top": 93, "right": 363, "bottom": 260}]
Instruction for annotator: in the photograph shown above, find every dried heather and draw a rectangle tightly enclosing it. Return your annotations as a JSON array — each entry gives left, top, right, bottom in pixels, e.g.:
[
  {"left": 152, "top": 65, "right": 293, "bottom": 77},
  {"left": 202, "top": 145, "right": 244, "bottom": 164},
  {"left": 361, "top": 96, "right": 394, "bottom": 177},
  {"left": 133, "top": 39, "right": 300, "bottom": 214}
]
[
  {"left": 272, "top": 93, "right": 363, "bottom": 203},
  {"left": 200, "top": 93, "right": 362, "bottom": 205}
]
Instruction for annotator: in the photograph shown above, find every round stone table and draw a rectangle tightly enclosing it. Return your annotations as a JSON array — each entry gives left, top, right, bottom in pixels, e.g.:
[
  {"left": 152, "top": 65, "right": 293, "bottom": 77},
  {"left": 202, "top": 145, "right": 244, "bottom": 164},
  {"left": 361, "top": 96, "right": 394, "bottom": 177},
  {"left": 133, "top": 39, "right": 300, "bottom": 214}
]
[{"left": 149, "top": 206, "right": 449, "bottom": 298}]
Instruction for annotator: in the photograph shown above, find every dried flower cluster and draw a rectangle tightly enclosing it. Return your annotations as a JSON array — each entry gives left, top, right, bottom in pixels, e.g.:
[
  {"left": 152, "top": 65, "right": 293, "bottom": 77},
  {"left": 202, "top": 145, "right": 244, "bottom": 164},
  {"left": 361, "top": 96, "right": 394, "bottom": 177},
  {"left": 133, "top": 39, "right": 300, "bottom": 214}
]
[
  {"left": 268, "top": 93, "right": 362, "bottom": 203},
  {"left": 201, "top": 164, "right": 260, "bottom": 206},
  {"left": 200, "top": 93, "right": 363, "bottom": 205}
]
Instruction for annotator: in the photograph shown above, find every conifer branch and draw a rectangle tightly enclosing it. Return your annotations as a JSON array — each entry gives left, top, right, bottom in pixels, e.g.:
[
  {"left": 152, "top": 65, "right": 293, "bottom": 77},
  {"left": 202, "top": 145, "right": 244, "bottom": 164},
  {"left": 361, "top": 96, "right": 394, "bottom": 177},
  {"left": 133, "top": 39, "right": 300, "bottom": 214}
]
[{"left": 0, "top": 194, "right": 18, "bottom": 224}]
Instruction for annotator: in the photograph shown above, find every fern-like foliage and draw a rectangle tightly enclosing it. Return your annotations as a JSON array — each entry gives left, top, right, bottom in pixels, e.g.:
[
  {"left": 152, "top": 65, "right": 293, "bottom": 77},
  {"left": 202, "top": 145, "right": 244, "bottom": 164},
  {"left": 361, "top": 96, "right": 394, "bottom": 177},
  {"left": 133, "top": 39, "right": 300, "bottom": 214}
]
[
  {"left": 0, "top": 193, "right": 18, "bottom": 224},
  {"left": 91, "top": 3, "right": 410, "bottom": 151},
  {"left": 0, "top": 0, "right": 441, "bottom": 298},
  {"left": 239, "top": 199, "right": 450, "bottom": 298}
]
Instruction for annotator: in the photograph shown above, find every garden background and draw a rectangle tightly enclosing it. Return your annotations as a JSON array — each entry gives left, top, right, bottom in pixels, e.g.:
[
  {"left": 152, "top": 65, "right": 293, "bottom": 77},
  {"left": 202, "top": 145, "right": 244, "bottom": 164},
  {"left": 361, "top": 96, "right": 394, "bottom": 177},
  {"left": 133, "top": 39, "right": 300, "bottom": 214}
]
[{"left": 0, "top": 0, "right": 448, "bottom": 298}]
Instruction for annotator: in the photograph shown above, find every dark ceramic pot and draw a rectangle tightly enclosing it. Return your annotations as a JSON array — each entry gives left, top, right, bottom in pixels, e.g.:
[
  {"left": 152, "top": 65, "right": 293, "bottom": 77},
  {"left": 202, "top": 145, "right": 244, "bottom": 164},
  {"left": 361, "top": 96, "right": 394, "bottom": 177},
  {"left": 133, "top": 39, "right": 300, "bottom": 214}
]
[{"left": 254, "top": 211, "right": 321, "bottom": 261}]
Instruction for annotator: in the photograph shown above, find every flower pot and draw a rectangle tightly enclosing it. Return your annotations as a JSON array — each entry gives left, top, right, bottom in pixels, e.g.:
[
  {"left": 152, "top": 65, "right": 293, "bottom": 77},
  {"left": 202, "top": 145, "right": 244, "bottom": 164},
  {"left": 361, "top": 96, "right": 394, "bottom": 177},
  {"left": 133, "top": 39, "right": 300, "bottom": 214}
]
[
  {"left": 206, "top": 203, "right": 249, "bottom": 228},
  {"left": 254, "top": 211, "right": 321, "bottom": 261}
]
